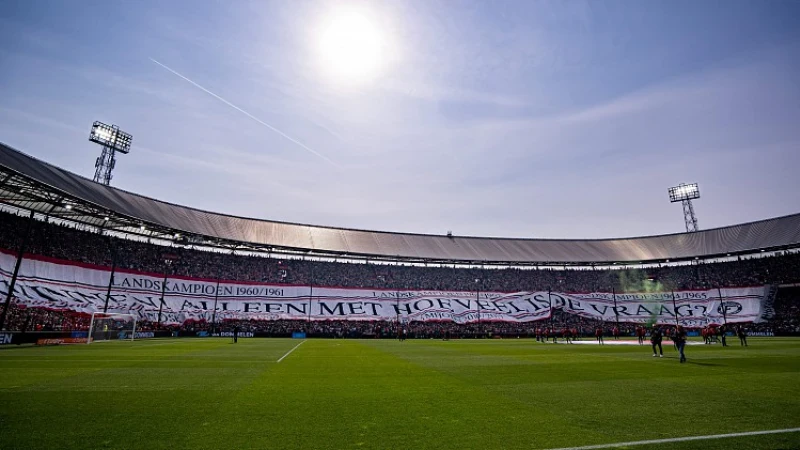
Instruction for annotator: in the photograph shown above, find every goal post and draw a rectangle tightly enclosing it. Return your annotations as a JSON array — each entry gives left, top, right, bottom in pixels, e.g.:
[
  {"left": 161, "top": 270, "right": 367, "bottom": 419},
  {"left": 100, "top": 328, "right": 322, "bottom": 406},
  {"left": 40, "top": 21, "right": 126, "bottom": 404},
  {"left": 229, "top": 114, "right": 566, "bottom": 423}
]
[{"left": 87, "top": 312, "right": 138, "bottom": 344}]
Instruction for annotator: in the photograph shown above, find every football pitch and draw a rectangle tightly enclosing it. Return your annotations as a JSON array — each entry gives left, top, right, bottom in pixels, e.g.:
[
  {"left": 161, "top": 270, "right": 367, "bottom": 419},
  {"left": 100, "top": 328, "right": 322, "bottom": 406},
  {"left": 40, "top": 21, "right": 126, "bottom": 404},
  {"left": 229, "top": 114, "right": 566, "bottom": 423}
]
[{"left": 1, "top": 338, "right": 799, "bottom": 450}]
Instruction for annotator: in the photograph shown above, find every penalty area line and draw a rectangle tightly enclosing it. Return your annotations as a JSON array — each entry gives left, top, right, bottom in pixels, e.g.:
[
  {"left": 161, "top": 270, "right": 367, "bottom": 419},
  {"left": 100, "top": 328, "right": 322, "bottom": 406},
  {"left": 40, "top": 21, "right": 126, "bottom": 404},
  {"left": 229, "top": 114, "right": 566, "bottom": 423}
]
[
  {"left": 543, "top": 427, "right": 800, "bottom": 450},
  {"left": 277, "top": 340, "right": 306, "bottom": 363}
]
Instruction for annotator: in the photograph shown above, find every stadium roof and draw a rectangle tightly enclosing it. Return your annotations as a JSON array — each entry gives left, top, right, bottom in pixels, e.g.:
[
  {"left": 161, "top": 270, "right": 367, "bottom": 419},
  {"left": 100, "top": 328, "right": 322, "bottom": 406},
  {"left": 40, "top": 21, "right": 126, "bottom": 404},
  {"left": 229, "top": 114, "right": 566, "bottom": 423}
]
[{"left": 1, "top": 141, "right": 799, "bottom": 265}]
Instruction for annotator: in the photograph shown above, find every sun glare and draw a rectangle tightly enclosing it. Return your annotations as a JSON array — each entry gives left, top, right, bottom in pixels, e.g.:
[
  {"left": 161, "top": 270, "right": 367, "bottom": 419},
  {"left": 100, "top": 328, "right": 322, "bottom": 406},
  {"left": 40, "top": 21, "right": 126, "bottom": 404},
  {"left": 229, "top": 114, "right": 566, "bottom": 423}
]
[{"left": 318, "top": 8, "right": 384, "bottom": 83}]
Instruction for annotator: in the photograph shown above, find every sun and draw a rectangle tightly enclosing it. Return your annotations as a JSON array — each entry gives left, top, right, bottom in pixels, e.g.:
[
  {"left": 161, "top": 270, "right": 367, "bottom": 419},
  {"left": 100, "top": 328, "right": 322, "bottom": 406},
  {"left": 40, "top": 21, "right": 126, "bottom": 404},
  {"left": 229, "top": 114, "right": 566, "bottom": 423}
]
[{"left": 317, "top": 8, "right": 384, "bottom": 83}]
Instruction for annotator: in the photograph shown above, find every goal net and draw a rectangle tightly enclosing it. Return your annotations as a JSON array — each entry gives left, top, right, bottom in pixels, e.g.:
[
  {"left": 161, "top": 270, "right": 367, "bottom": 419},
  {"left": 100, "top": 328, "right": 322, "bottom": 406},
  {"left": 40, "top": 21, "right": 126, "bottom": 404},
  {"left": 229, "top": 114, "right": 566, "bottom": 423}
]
[{"left": 88, "top": 312, "right": 137, "bottom": 344}]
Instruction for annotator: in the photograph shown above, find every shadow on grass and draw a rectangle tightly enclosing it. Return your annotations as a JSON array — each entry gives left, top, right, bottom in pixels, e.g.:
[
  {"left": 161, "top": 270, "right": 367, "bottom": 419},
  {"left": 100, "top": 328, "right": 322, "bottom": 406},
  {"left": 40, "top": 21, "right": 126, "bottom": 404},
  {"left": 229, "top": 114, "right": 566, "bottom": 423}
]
[{"left": 685, "top": 360, "right": 724, "bottom": 367}]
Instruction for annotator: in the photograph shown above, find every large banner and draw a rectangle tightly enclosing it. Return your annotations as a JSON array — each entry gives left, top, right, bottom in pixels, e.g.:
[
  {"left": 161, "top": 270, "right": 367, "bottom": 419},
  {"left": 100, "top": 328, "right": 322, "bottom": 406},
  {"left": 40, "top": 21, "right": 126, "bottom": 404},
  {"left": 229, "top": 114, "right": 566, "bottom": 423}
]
[{"left": 0, "top": 250, "right": 770, "bottom": 327}]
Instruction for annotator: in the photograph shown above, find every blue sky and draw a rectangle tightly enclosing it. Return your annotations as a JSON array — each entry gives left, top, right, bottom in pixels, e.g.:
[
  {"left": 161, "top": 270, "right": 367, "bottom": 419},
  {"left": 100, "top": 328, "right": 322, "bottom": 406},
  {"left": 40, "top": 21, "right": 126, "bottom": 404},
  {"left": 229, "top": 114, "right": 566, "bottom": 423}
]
[{"left": 1, "top": 0, "right": 799, "bottom": 239}]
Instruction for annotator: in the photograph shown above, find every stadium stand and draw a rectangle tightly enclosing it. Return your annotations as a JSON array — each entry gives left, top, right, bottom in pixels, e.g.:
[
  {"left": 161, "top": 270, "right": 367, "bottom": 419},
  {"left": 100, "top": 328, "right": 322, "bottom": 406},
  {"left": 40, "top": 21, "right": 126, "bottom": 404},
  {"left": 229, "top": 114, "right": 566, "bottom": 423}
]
[
  {"left": 2, "top": 209, "right": 800, "bottom": 292},
  {"left": 1, "top": 210, "right": 799, "bottom": 336}
]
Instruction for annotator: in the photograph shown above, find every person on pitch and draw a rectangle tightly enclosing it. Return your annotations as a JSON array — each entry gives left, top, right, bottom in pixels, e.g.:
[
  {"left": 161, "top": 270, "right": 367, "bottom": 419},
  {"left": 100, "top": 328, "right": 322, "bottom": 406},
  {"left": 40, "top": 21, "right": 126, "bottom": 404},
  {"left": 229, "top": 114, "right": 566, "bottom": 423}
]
[
  {"left": 719, "top": 324, "right": 728, "bottom": 347},
  {"left": 674, "top": 325, "right": 687, "bottom": 363},
  {"left": 637, "top": 326, "right": 645, "bottom": 345},
  {"left": 650, "top": 325, "right": 663, "bottom": 357},
  {"left": 563, "top": 326, "right": 572, "bottom": 344},
  {"left": 667, "top": 327, "right": 679, "bottom": 350},
  {"left": 233, "top": 324, "right": 239, "bottom": 343},
  {"left": 737, "top": 325, "right": 748, "bottom": 347},
  {"left": 595, "top": 326, "right": 604, "bottom": 345},
  {"left": 612, "top": 326, "right": 620, "bottom": 341}
]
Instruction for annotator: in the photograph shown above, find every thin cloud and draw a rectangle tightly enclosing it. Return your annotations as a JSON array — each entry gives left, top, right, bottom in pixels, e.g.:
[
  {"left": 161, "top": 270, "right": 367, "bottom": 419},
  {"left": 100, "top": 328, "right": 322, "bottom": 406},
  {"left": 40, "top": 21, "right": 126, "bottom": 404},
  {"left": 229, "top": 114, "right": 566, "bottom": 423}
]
[
  {"left": 0, "top": 107, "right": 86, "bottom": 135},
  {"left": 382, "top": 79, "right": 527, "bottom": 107},
  {"left": 149, "top": 58, "right": 338, "bottom": 167}
]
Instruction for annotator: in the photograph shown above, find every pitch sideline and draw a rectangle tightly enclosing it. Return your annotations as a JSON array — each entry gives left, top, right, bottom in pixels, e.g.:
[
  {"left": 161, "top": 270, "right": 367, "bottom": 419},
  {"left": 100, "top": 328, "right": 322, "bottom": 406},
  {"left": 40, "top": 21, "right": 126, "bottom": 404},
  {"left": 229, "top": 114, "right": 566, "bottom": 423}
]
[{"left": 542, "top": 427, "right": 800, "bottom": 450}]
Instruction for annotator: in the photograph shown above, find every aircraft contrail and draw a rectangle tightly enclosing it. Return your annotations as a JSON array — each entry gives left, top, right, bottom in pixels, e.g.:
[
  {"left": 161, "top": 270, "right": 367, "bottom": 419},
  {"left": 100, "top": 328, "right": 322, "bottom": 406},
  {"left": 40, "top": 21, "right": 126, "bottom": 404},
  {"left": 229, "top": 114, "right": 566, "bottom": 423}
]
[{"left": 149, "top": 57, "right": 337, "bottom": 167}]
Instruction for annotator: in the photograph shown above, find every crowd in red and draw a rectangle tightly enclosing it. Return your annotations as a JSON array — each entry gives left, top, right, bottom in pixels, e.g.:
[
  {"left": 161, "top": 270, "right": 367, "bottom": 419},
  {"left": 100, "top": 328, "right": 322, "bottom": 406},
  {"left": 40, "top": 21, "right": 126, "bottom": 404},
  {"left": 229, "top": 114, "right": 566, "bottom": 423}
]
[
  {"left": 1, "top": 210, "right": 799, "bottom": 336},
  {"left": 2, "top": 291, "right": 798, "bottom": 336}
]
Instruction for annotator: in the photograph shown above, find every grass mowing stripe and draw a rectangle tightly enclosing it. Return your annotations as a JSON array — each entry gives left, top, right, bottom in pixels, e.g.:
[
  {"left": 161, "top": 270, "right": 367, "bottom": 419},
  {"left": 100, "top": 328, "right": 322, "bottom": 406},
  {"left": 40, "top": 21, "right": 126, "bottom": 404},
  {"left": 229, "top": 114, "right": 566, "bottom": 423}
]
[
  {"left": 276, "top": 339, "right": 305, "bottom": 362},
  {"left": 543, "top": 427, "right": 800, "bottom": 450}
]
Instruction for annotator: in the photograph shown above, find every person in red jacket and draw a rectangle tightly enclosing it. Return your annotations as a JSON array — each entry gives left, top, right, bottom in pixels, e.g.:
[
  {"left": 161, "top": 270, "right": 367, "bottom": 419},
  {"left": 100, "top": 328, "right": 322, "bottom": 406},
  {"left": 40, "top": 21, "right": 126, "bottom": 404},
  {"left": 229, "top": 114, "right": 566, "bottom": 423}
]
[
  {"left": 612, "top": 326, "right": 620, "bottom": 340},
  {"left": 595, "top": 326, "right": 604, "bottom": 345},
  {"left": 562, "top": 327, "right": 572, "bottom": 344}
]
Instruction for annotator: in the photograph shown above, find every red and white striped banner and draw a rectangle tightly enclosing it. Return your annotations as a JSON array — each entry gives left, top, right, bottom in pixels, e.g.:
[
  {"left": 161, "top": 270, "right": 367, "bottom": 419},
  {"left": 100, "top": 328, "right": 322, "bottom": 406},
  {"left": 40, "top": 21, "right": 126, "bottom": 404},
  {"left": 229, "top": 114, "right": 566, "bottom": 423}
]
[{"left": 1, "top": 249, "right": 769, "bottom": 326}]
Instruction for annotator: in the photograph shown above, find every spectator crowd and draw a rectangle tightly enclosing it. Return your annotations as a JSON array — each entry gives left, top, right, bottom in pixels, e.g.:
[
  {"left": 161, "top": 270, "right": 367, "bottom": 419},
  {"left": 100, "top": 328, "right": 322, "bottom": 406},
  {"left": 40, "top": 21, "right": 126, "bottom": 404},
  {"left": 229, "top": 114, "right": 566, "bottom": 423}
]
[{"left": 1, "top": 210, "right": 799, "bottom": 335}]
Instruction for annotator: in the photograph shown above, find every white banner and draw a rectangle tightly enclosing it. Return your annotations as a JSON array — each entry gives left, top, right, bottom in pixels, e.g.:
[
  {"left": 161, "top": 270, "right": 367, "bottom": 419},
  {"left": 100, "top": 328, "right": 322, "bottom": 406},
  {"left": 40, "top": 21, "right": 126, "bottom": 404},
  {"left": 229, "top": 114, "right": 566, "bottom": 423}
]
[{"left": 0, "top": 249, "right": 769, "bottom": 326}]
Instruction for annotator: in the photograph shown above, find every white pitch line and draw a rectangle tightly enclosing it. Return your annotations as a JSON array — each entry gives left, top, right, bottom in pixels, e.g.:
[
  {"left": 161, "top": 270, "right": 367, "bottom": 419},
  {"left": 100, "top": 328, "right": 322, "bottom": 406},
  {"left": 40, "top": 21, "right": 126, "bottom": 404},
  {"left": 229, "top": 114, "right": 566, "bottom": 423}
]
[
  {"left": 276, "top": 340, "right": 306, "bottom": 363},
  {"left": 543, "top": 427, "right": 800, "bottom": 450}
]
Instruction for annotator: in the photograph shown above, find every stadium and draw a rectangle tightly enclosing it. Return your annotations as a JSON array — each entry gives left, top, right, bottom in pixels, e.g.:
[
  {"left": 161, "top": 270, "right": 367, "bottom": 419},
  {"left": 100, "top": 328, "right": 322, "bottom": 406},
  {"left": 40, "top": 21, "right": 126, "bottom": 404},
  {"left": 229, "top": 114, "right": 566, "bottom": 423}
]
[
  {"left": 1, "top": 140, "right": 800, "bottom": 449},
  {"left": 3, "top": 2, "right": 800, "bottom": 449}
]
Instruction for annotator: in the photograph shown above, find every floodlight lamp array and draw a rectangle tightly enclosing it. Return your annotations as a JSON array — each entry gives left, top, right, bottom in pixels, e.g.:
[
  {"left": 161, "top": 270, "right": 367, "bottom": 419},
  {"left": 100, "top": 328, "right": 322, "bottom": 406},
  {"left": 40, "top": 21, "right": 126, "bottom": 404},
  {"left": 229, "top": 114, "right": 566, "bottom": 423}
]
[
  {"left": 89, "top": 122, "right": 132, "bottom": 154},
  {"left": 668, "top": 183, "right": 700, "bottom": 202}
]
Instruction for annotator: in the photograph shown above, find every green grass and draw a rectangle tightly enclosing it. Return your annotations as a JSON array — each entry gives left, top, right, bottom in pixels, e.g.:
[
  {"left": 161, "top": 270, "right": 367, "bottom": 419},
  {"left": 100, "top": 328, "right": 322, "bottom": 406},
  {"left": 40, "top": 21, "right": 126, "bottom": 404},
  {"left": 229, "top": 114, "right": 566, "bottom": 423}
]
[{"left": 1, "top": 337, "right": 799, "bottom": 450}]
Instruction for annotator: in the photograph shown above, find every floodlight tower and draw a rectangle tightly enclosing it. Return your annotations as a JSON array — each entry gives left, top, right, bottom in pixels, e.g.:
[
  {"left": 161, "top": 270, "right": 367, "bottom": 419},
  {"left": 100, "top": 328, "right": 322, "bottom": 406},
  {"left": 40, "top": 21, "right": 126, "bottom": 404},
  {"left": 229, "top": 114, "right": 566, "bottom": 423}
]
[
  {"left": 668, "top": 183, "right": 700, "bottom": 232},
  {"left": 89, "top": 121, "right": 132, "bottom": 185}
]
